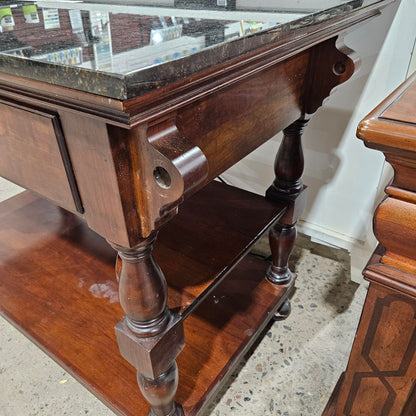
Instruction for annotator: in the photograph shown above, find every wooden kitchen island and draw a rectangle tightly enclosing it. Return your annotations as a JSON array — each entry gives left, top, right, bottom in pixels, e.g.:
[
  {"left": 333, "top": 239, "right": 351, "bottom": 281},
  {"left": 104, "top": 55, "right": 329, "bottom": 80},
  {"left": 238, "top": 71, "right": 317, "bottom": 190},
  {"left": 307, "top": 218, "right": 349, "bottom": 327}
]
[{"left": 0, "top": 1, "right": 394, "bottom": 415}]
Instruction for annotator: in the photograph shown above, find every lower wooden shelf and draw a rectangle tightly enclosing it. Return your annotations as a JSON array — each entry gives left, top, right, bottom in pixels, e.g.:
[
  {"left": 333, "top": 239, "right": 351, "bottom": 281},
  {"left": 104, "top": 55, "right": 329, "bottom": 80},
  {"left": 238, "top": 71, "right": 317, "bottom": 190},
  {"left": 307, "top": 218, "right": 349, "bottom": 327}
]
[{"left": 0, "top": 184, "right": 293, "bottom": 416}]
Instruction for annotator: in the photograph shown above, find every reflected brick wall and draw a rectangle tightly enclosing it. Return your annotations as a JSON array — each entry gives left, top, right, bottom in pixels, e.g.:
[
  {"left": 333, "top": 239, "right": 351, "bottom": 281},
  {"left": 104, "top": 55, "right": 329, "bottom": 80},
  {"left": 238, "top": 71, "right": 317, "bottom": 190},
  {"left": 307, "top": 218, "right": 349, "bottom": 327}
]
[{"left": 1, "top": 8, "right": 152, "bottom": 57}]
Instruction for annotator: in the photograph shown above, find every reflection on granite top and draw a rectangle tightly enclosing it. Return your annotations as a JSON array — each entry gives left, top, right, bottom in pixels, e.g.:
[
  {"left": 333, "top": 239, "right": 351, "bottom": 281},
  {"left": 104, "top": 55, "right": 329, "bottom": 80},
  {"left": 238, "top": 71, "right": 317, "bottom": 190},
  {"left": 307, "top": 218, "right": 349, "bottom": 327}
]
[{"left": 0, "top": 0, "right": 385, "bottom": 99}]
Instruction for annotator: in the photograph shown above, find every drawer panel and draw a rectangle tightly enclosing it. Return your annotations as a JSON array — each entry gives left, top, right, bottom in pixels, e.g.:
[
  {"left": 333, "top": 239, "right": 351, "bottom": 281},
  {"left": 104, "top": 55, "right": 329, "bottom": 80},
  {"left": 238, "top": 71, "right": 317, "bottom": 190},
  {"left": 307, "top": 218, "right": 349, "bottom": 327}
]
[{"left": 0, "top": 99, "right": 82, "bottom": 213}]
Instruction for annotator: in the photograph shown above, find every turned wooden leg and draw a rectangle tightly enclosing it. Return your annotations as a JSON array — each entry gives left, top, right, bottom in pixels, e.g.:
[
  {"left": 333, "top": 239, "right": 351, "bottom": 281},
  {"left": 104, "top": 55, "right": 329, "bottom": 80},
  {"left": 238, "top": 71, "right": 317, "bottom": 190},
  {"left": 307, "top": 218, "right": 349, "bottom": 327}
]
[
  {"left": 266, "top": 117, "right": 309, "bottom": 285},
  {"left": 138, "top": 362, "right": 184, "bottom": 416},
  {"left": 267, "top": 223, "right": 296, "bottom": 284},
  {"left": 110, "top": 232, "right": 185, "bottom": 416}
]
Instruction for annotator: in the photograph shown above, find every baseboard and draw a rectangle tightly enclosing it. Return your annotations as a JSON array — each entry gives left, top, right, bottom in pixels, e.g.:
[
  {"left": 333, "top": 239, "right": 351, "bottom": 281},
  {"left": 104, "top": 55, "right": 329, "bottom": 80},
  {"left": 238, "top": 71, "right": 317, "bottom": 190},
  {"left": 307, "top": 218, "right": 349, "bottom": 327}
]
[{"left": 297, "top": 220, "right": 375, "bottom": 284}]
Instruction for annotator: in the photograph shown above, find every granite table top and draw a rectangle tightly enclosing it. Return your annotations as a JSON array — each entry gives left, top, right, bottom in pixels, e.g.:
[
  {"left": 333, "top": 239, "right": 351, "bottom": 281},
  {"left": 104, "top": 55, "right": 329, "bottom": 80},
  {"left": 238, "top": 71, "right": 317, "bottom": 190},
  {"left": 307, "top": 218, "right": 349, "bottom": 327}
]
[{"left": 0, "top": 0, "right": 389, "bottom": 99}]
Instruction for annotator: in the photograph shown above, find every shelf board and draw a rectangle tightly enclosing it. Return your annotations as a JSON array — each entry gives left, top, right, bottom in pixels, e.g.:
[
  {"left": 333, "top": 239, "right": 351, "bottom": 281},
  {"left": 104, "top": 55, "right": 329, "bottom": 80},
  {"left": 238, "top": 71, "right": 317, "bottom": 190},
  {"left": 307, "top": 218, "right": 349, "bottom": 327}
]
[
  {"left": 0, "top": 184, "right": 293, "bottom": 415},
  {"left": 156, "top": 181, "right": 287, "bottom": 316}
]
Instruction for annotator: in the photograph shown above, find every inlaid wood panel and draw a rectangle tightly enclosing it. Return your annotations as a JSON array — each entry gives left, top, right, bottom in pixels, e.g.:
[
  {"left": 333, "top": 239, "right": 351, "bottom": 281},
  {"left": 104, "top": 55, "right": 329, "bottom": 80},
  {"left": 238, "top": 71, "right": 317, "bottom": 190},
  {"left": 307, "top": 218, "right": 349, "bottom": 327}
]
[{"left": 336, "top": 283, "right": 416, "bottom": 416}]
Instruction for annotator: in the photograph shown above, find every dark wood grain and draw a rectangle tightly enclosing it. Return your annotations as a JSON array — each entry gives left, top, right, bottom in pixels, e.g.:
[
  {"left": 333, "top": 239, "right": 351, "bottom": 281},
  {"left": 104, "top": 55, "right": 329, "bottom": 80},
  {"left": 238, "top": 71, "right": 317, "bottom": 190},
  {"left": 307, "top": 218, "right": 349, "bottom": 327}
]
[
  {"left": 264, "top": 118, "right": 309, "bottom": 285},
  {"left": 0, "top": 189, "right": 292, "bottom": 416},
  {"left": 176, "top": 51, "right": 308, "bottom": 180},
  {"left": 59, "top": 112, "right": 138, "bottom": 247},
  {"left": 0, "top": 98, "right": 80, "bottom": 213},
  {"left": 302, "top": 37, "right": 357, "bottom": 116},
  {"left": 267, "top": 119, "right": 309, "bottom": 196},
  {"left": 261, "top": 33, "right": 358, "bottom": 287},
  {"left": 157, "top": 181, "right": 288, "bottom": 315},
  {"left": 111, "top": 233, "right": 186, "bottom": 415},
  {"left": 0, "top": 34, "right": 361, "bottom": 250}
]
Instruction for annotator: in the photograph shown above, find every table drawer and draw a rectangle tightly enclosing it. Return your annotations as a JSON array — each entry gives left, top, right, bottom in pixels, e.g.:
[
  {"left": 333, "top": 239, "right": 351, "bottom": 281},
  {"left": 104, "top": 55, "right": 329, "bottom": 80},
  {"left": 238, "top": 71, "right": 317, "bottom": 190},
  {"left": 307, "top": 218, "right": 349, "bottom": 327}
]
[{"left": 0, "top": 99, "right": 82, "bottom": 213}]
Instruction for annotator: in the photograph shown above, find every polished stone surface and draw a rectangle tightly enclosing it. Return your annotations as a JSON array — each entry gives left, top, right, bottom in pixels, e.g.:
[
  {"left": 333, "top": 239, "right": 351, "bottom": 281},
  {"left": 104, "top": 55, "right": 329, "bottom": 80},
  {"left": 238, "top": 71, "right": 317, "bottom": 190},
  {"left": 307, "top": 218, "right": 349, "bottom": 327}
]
[{"left": 0, "top": 0, "right": 383, "bottom": 98}]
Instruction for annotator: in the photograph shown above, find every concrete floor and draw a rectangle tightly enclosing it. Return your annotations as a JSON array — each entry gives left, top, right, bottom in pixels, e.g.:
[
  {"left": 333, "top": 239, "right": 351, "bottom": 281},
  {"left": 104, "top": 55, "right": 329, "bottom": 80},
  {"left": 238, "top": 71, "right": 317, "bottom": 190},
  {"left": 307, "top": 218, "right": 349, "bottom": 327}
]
[{"left": 0, "top": 179, "right": 367, "bottom": 416}]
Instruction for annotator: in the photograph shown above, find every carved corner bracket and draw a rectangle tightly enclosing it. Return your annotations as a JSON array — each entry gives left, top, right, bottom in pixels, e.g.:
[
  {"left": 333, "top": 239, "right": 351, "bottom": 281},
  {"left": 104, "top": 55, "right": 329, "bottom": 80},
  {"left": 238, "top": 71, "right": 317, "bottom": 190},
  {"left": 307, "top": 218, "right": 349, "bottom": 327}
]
[
  {"left": 129, "top": 116, "right": 209, "bottom": 238},
  {"left": 303, "top": 36, "right": 359, "bottom": 116}
]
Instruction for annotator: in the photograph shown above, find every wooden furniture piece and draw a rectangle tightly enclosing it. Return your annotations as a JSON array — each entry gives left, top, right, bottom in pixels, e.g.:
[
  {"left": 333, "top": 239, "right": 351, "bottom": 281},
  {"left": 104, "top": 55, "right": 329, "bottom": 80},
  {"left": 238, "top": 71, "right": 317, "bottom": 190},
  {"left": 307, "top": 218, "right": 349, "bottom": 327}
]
[
  {"left": 323, "top": 72, "right": 416, "bottom": 415},
  {"left": 0, "top": 1, "right": 393, "bottom": 415}
]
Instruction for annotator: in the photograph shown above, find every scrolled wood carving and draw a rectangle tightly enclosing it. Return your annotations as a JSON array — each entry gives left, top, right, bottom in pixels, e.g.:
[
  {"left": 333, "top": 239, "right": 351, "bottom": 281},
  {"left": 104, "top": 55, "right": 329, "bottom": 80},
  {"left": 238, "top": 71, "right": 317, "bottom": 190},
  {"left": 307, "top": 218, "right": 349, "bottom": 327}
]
[{"left": 303, "top": 36, "right": 359, "bottom": 116}]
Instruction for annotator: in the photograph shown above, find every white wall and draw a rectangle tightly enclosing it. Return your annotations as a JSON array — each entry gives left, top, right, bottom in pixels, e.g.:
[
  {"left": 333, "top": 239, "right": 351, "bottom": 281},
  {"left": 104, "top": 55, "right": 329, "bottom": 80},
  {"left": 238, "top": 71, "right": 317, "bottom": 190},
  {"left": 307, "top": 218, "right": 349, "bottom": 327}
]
[
  {"left": 0, "top": 179, "right": 22, "bottom": 203},
  {"left": 222, "top": 0, "right": 416, "bottom": 278}
]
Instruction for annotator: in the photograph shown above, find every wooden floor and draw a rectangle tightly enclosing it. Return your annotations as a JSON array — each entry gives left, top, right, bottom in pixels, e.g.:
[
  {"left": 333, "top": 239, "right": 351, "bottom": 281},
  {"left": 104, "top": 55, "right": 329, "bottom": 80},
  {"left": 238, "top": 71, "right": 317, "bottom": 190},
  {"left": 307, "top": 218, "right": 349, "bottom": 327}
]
[{"left": 0, "top": 183, "right": 293, "bottom": 416}]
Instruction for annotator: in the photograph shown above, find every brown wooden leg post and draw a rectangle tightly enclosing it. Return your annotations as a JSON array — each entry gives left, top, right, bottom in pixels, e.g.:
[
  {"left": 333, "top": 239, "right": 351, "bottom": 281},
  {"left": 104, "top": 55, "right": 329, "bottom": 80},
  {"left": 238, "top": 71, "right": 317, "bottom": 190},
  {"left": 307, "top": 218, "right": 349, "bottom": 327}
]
[
  {"left": 267, "top": 223, "right": 297, "bottom": 284},
  {"left": 110, "top": 232, "right": 185, "bottom": 416},
  {"left": 266, "top": 117, "right": 309, "bottom": 285}
]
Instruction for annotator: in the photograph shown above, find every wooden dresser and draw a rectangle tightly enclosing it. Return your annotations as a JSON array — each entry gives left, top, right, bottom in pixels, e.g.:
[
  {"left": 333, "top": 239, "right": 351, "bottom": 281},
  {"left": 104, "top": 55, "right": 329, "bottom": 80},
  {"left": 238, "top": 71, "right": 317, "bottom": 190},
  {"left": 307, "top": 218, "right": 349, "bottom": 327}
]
[
  {"left": 324, "top": 72, "right": 416, "bottom": 415},
  {"left": 0, "top": 1, "right": 395, "bottom": 415}
]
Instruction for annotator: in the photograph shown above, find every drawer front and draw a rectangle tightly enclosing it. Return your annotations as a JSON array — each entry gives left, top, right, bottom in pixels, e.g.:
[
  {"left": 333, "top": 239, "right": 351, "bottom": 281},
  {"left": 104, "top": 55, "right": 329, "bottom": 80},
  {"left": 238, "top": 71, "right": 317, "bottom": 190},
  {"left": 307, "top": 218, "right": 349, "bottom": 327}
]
[{"left": 0, "top": 99, "right": 82, "bottom": 213}]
